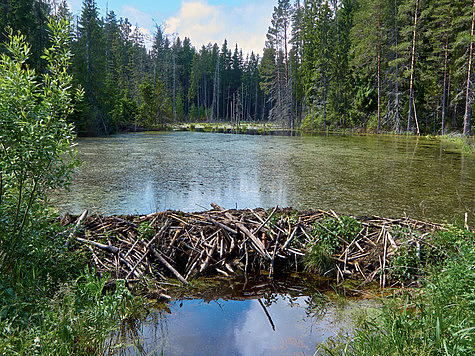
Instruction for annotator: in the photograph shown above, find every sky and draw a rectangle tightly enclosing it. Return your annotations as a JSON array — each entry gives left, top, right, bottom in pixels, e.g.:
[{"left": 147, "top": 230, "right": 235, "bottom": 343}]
[{"left": 65, "top": 0, "right": 276, "bottom": 55}]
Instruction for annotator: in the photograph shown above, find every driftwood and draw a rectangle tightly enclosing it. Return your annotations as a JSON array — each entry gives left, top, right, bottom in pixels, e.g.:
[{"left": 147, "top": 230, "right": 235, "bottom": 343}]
[{"left": 63, "top": 204, "right": 445, "bottom": 292}]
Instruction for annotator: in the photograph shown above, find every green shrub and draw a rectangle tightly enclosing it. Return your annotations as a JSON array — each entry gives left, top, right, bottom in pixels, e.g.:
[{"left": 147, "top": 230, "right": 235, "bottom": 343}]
[
  {"left": 0, "top": 21, "right": 145, "bottom": 355},
  {"left": 304, "top": 216, "right": 362, "bottom": 275}
]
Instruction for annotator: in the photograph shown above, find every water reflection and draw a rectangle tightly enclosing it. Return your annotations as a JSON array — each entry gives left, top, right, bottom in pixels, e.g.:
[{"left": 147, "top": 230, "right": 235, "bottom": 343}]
[
  {"left": 111, "top": 291, "right": 367, "bottom": 356},
  {"left": 53, "top": 132, "right": 474, "bottom": 224}
]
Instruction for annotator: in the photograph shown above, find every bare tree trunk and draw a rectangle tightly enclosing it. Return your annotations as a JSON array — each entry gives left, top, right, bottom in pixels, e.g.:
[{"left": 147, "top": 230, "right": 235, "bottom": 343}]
[
  {"left": 407, "top": 0, "right": 419, "bottom": 134},
  {"left": 394, "top": 0, "right": 401, "bottom": 133},
  {"left": 173, "top": 51, "right": 176, "bottom": 121},
  {"left": 377, "top": 0, "right": 382, "bottom": 133},
  {"left": 255, "top": 80, "right": 258, "bottom": 121},
  {"left": 441, "top": 4, "right": 451, "bottom": 135},
  {"left": 463, "top": 0, "right": 475, "bottom": 136}
]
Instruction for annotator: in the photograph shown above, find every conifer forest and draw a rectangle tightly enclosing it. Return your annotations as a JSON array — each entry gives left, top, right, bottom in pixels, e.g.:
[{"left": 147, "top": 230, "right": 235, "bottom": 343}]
[{"left": 1, "top": 0, "right": 474, "bottom": 136}]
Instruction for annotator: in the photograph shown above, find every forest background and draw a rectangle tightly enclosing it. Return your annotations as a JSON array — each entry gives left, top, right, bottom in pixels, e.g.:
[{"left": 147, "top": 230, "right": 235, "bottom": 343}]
[{"left": 0, "top": 0, "right": 474, "bottom": 136}]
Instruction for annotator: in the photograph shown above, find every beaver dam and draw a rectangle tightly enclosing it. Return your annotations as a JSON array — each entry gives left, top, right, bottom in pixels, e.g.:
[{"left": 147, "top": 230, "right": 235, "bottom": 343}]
[{"left": 63, "top": 203, "right": 446, "bottom": 297}]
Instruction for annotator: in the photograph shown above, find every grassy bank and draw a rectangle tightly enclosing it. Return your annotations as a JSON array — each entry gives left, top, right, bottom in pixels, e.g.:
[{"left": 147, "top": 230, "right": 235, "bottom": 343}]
[
  {"left": 439, "top": 134, "right": 475, "bottom": 154},
  {"left": 319, "top": 223, "right": 474, "bottom": 355},
  {"left": 0, "top": 208, "right": 147, "bottom": 355}
]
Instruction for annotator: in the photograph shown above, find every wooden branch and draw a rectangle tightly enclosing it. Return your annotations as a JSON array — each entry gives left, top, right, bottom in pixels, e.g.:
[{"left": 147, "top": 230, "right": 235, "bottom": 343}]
[
  {"left": 211, "top": 203, "right": 270, "bottom": 260},
  {"left": 76, "top": 237, "right": 120, "bottom": 254},
  {"left": 65, "top": 209, "right": 88, "bottom": 248},
  {"left": 149, "top": 247, "right": 188, "bottom": 284},
  {"left": 205, "top": 215, "right": 238, "bottom": 235}
]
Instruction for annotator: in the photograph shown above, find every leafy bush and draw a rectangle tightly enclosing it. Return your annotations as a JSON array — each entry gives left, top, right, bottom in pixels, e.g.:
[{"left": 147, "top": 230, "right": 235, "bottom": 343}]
[
  {"left": 0, "top": 20, "right": 145, "bottom": 354},
  {"left": 390, "top": 224, "right": 472, "bottom": 284},
  {"left": 0, "top": 19, "right": 81, "bottom": 274}
]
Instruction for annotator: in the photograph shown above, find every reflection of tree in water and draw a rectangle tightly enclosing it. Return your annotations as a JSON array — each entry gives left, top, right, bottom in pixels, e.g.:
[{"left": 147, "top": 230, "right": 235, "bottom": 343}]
[
  {"left": 304, "top": 291, "right": 331, "bottom": 319},
  {"left": 108, "top": 308, "right": 170, "bottom": 355}
]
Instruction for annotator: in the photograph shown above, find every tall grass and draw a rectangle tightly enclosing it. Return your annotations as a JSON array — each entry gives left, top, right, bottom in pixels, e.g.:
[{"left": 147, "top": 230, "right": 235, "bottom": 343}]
[{"left": 304, "top": 216, "right": 362, "bottom": 275}]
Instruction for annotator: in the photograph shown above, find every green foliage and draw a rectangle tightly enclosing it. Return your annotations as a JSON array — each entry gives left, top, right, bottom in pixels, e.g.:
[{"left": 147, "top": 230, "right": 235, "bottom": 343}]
[
  {"left": 0, "top": 19, "right": 81, "bottom": 272},
  {"left": 0, "top": 268, "right": 145, "bottom": 355},
  {"left": 319, "top": 226, "right": 475, "bottom": 355},
  {"left": 391, "top": 223, "right": 474, "bottom": 283},
  {"left": 137, "top": 221, "right": 155, "bottom": 240},
  {"left": 304, "top": 216, "right": 362, "bottom": 275},
  {"left": 0, "top": 20, "right": 146, "bottom": 354}
]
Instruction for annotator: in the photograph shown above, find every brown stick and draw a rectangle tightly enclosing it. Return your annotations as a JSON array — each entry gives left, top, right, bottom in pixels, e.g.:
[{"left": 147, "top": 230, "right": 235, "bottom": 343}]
[
  {"left": 76, "top": 237, "right": 120, "bottom": 254},
  {"left": 206, "top": 216, "right": 238, "bottom": 235},
  {"left": 125, "top": 220, "right": 170, "bottom": 280},
  {"left": 250, "top": 206, "right": 278, "bottom": 234},
  {"left": 212, "top": 203, "right": 270, "bottom": 260},
  {"left": 148, "top": 247, "right": 188, "bottom": 284}
]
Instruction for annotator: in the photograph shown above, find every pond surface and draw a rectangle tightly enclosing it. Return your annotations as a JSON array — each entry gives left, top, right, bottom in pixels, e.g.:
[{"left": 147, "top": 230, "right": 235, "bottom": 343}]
[
  {"left": 55, "top": 131, "right": 474, "bottom": 224},
  {"left": 110, "top": 276, "right": 373, "bottom": 356}
]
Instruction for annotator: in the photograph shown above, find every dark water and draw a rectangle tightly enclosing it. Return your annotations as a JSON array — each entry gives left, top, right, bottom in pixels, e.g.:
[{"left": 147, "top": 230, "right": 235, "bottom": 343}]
[{"left": 55, "top": 131, "right": 474, "bottom": 224}]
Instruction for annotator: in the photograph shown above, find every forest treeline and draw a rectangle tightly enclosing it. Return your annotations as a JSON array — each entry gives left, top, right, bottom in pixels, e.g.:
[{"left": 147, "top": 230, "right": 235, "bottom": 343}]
[{"left": 1, "top": 0, "right": 474, "bottom": 135}]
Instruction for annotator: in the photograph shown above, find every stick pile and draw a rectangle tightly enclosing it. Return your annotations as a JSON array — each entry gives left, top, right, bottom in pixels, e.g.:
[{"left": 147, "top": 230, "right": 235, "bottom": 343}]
[{"left": 63, "top": 203, "right": 444, "bottom": 291}]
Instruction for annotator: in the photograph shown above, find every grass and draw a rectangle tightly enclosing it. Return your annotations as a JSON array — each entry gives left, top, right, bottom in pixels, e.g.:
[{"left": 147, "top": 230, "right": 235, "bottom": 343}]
[
  {"left": 0, "top": 210, "right": 148, "bottom": 355},
  {"left": 318, "top": 223, "right": 475, "bottom": 355},
  {"left": 439, "top": 133, "right": 475, "bottom": 154}
]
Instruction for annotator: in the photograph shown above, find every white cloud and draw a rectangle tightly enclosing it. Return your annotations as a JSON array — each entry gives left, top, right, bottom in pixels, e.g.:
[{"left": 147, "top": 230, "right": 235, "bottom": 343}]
[
  {"left": 65, "top": 0, "right": 82, "bottom": 14},
  {"left": 121, "top": 5, "right": 154, "bottom": 28},
  {"left": 164, "top": 0, "right": 275, "bottom": 55},
  {"left": 121, "top": 5, "right": 157, "bottom": 48}
]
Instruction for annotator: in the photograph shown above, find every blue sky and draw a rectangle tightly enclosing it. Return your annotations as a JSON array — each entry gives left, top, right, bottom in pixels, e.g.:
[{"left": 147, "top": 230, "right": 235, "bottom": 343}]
[{"left": 65, "top": 0, "right": 276, "bottom": 55}]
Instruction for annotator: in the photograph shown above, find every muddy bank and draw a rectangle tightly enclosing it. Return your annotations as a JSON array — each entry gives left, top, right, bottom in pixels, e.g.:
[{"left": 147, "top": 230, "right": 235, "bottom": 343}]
[{"left": 63, "top": 204, "right": 444, "bottom": 297}]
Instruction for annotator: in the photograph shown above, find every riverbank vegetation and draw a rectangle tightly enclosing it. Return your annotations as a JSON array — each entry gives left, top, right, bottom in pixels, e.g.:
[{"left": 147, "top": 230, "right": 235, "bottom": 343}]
[
  {"left": 1, "top": 0, "right": 474, "bottom": 136},
  {"left": 61, "top": 206, "right": 474, "bottom": 355},
  {"left": 0, "top": 20, "right": 146, "bottom": 354},
  {"left": 320, "top": 223, "right": 474, "bottom": 355},
  {"left": 0, "top": 2, "right": 473, "bottom": 355}
]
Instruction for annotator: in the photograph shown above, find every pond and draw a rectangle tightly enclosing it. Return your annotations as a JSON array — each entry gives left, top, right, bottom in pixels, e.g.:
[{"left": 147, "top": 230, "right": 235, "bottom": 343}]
[
  {"left": 54, "top": 131, "right": 473, "bottom": 354},
  {"left": 55, "top": 131, "right": 474, "bottom": 225}
]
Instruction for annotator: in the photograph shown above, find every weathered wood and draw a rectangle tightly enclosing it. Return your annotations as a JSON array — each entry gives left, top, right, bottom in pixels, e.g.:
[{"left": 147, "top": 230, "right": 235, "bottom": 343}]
[
  {"left": 77, "top": 237, "right": 120, "bottom": 254},
  {"left": 66, "top": 206, "right": 445, "bottom": 287},
  {"left": 65, "top": 209, "right": 88, "bottom": 248},
  {"left": 125, "top": 220, "right": 171, "bottom": 280},
  {"left": 211, "top": 203, "right": 270, "bottom": 260},
  {"left": 149, "top": 247, "right": 188, "bottom": 285},
  {"left": 205, "top": 216, "right": 238, "bottom": 235}
]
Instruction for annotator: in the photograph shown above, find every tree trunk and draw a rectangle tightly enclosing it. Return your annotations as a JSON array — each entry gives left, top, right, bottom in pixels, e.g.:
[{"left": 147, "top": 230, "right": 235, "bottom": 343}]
[
  {"left": 441, "top": 4, "right": 451, "bottom": 135},
  {"left": 463, "top": 0, "right": 475, "bottom": 136},
  {"left": 394, "top": 0, "right": 401, "bottom": 133},
  {"left": 377, "top": 0, "right": 382, "bottom": 133},
  {"left": 407, "top": 0, "right": 419, "bottom": 134}
]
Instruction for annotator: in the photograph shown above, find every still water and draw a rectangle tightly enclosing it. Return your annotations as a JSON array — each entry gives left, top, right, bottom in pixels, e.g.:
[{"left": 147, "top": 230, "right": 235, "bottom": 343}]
[
  {"left": 110, "top": 276, "right": 372, "bottom": 356},
  {"left": 55, "top": 131, "right": 474, "bottom": 224}
]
